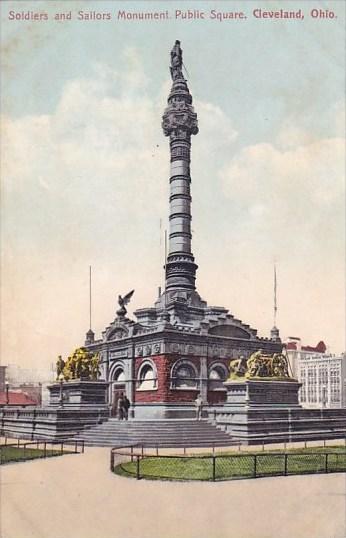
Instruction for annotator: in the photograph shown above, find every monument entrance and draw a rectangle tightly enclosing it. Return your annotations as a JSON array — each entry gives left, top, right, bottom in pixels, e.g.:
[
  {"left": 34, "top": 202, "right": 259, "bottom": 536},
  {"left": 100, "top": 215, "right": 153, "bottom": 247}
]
[{"left": 111, "top": 385, "right": 125, "bottom": 418}]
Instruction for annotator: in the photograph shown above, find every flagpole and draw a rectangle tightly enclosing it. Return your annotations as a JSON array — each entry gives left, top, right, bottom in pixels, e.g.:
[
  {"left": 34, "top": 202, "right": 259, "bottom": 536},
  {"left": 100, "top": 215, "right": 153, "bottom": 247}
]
[
  {"left": 89, "top": 265, "right": 92, "bottom": 331},
  {"left": 274, "top": 264, "right": 277, "bottom": 327}
]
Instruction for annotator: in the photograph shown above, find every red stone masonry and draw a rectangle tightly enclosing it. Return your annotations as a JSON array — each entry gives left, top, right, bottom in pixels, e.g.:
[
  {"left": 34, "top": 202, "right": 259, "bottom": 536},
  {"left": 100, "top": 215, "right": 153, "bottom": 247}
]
[
  {"left": 135, "top": 355, "right": 231, "bottom": 404},
  {"left": 207, "top": 390, "right": 227, "bottom": 405},
  {"left": 135, "top": 354, "right": 200, "bottom": 403}
]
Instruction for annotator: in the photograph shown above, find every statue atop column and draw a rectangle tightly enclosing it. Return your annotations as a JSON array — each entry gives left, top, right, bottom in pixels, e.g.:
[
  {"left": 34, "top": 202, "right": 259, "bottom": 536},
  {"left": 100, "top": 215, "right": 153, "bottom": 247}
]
[
  {"left": 170, "top": 40, "right": 183, "bottom": 80},
  {"left": 162, "top": 41, "right": 198, "bottom": 137}
]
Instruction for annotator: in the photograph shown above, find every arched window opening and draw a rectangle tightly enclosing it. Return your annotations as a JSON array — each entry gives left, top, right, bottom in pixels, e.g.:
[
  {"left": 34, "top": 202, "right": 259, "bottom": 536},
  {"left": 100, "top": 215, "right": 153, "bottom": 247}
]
[
  {"left": 137, "top": 364, "right": 157, "bottom": 390},
  {"left": 172, "top": 361, "right": 198, "bottom": 389},
  {"left": 209, "top": 365, "right": 227, "bottom": 390},
  {"left": 113, "top": 368, "right": 125, "bottom": 382}
]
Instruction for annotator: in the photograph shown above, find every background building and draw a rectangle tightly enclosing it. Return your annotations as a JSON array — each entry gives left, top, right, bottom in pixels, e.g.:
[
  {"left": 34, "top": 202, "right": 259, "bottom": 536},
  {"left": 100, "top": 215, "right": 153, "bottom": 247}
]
[
  {"left": 4, "top": 364, "right": 55, "bottom": 406},
  {"left": 286, "top": 337, "right": 346, "bottom": 408}
]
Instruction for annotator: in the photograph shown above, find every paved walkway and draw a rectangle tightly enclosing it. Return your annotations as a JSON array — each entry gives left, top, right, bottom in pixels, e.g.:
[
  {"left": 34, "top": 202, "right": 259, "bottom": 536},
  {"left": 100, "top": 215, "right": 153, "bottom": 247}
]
[{"left": 1, "top": 447, "right": 345, "bottom": 538}]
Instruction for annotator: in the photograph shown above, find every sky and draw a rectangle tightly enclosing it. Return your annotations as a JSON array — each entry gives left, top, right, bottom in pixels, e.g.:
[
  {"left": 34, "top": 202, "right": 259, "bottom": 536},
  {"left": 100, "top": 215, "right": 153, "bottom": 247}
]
[{"left": 1, "top": 0, "right": 345, "bottom": 371}]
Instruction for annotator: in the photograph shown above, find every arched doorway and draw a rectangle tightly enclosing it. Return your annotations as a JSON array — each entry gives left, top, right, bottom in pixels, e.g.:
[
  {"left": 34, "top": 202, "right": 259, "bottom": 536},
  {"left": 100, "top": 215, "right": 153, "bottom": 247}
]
[{"left": 111, "top": 366, "right": 126, "bottom": 417}]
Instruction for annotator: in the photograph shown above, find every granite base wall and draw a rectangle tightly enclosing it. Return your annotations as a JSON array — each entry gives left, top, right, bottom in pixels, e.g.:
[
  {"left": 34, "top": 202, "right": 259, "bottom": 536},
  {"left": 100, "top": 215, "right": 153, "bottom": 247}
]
[
  {"left": 207, "top": 406, "right": 346, "bottom": 444},
  {"left": 134, "top": 402, "right": 206, "bottom": 419},
  {"left": 0, "top": 407, "right": 110, "bottom": 441}
]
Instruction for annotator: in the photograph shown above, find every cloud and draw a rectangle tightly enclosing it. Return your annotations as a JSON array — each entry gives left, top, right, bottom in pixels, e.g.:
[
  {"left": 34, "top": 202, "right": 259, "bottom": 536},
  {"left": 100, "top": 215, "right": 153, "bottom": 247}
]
[
  {"left": 1, "top": 54, "right": 238, "bottom": 367},
  {"left": 220, "top": 136, "right": 344, "bottom": 261},
  {"left": 1, "top": 46, "right": 344, "bottom": 367}
]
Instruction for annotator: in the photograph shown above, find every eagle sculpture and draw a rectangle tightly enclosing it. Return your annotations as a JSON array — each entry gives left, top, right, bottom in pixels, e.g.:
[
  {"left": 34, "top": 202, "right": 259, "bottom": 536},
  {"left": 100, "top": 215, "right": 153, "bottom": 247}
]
[{"left": 116, "top": 290, "right": 135, "bottom": 318}]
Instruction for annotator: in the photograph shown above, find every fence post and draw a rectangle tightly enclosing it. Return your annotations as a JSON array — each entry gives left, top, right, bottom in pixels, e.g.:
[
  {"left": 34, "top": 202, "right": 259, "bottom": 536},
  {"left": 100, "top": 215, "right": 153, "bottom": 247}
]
[
  {"left": 75, "top": 440, "right": 78, "bottom": 454},
  {"left": 141, "top": 445, "right": 144, "bottom": 458},
  {"left": 110, "top": 451, "right": 114, "bottom": 472},
  {"left": 4, "top": 437, "right": 7, "bottom": 446},
  {"left": 44, "top": 442, "right": 47, "bottom": 458},
  {"left": 183, "top": 446, "right": 186, "bottom": 455},
  {"left": 156, "top": 445, "right": 159, "bottom": 456},
  {"left": 254, "top": 455, "right": 257, "bottom": 478},
  {"left": 82, "top": 440, "right": 85, "bottom": 454},
  {"left": 60, "top": 442, "right": 64, "bottom": 455},
  {"left": 0, "top": 448, "right": 2, "bottom": 465},
  {"left": 17, "top": 438, "right": 20, "bottom": 447},
  {"left": 136, "top": 455, "right": 140, "bottom": 480},
  {"left": 212, "top": 455, "right": 216, "bottom": 481},
  {"left": 23, "top": 444, "right": 26, "bottom": 460},
  {"left": 131, "top": 445, "right": 134, "bottom": 463},
  {"left": 284, "top": 453, "right": 288, "bottom": 476},
  {"left": 325, "top": 453, "right": 328, "bottom": 474},
  {"left": 262, "top": 442, "right": 265, "bottom": 452}
]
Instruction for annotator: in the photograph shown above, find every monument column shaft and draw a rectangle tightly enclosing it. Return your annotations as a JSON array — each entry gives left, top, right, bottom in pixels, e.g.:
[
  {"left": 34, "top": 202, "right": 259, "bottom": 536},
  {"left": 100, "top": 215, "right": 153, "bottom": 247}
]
[
  {"left": 169, "top": 136, "right": 192, "bottom": 255},
  {"left": 162, "top": 41, "right": 199, "bottom": 293}
]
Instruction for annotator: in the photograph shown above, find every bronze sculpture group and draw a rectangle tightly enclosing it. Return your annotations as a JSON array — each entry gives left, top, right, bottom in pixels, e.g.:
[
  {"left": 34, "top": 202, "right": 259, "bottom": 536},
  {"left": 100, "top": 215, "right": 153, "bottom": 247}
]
[
  {"left": 229, "top": 350, "right": 292, "bottom": 381},
  {"left": 56, "top": 348, "right": 100, "bottom": 381}
]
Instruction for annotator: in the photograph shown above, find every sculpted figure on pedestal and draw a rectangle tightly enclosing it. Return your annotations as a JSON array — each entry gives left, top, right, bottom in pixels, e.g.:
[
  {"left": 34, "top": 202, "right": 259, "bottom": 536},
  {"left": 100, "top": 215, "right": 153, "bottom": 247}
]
[
  {"left": 56, "top": 355, "right": 65, "bottom": 380},
  {"left": 116, "top": 289, "right": 135, "bottom": 318},
  {"left": 170, "top": 40, "right": 183, "bottom": 80},
  {"left": 228, "top": 351, "right": 293, "bottom": 381}
]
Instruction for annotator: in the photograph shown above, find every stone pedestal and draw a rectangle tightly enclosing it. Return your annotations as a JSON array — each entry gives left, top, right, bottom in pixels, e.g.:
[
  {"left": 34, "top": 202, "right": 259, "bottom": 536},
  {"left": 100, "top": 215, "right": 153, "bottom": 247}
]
[
  {"left": 224, "top": 379, "right": 302, "bottom": 409},
  {"left": 207, "top": 378, "right": 310, "bottom": 444},
  {"left": 207, "top": 378, "right": 346, "bottom": 445},
  {"left": 48, "top": 380, "right": 109, "bottom": 409}
]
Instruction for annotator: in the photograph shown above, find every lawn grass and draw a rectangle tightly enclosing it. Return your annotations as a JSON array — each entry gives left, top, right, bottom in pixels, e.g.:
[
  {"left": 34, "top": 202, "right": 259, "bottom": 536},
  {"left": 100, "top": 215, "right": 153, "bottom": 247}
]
[
  {"left": 0, "top": 446, "right": 65, "bottom": 465},
  {"left": 114, "top": 446, "right": 346, "bottom": 481}
]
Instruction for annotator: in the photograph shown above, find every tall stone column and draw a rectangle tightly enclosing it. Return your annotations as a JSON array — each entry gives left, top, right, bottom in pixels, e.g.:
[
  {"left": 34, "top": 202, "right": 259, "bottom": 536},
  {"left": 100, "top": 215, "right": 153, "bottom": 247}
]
[{"left": 162, "top": 41, "right": 199, "bottom": 293}]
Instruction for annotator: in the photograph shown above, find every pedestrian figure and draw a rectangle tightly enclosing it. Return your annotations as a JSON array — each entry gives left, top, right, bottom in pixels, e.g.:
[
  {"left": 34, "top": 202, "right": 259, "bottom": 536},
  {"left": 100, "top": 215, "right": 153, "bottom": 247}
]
[
  {"left": 195, "top": 393, "right": 203, "bottom": 421},
  {"left": 117, "top": 393, "right": 125, "bottom": 420},
  {"left": 123, "top": 395, "right": 130, "bottom": 420}
]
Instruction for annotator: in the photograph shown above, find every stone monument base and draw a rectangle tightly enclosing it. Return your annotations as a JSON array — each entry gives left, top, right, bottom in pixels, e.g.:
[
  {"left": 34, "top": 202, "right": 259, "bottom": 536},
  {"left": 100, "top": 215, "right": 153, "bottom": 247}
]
[
  {"left": 224, "top": 379, "right": 302, "bottom": 408},
  {"left": 0, "top": 380, "right": 111, "bottom": 441},
  {"left": 48, "top": 380, "right": 109, "bottom": 408},
  {"left": 207, "top": 379, "right": 346, "bottom": 444}
]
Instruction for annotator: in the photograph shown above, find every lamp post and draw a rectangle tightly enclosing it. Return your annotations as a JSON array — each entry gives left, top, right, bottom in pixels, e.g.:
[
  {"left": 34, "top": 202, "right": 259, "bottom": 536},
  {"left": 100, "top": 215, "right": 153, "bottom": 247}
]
[{"left": 5, "top": 381, "right": 9, "bottom": 405}]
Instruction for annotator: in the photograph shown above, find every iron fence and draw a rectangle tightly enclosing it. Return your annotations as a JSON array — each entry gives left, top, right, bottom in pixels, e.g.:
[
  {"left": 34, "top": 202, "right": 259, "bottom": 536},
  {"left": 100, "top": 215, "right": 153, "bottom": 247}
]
[
  {"left": 110, "top": 444, "right": 346, "bottom": 481},
  {"left": 0, "top": 438, "right": 84, "bottom": 465}
]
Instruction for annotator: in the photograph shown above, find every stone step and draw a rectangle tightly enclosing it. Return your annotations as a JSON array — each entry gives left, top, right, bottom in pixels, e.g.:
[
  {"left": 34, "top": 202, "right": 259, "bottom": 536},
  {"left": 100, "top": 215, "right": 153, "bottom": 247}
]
[
  {"left": 86, "top": 426, "right": 223, "bottom": 433},
  {"left": 80, "top": 432, "right": 232, "bottom": 439},
  {"left": 81, "top": 434, "right": 233, "bottom": 444},
  {"left": 77, "top": 418, "right": 233, "bottom": 447},
  {"left": 86, "top": 420, "right": 220, "bottom": 428}
]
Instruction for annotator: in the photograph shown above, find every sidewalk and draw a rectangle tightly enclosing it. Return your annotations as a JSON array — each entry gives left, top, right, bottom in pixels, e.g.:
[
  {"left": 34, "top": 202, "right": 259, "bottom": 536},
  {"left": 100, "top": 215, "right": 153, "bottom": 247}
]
[{"left": 1, "top": 447, "right": 345, "bottom": 538}]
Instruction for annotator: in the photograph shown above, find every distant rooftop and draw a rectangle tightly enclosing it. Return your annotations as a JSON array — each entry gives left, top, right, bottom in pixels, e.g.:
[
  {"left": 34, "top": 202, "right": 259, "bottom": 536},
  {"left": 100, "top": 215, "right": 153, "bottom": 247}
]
[
  {"left": 0, "top": 391, "right": 36, "bottom": 406},
  {"left": 286, "top": 340, "right": 327, "bottom": 353}
]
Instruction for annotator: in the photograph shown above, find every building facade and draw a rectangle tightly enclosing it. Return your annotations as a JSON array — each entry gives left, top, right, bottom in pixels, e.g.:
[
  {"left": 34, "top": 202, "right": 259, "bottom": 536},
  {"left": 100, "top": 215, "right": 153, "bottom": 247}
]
[
  {"left": 84, "top": 42, "right": 282, "bottom": 418},
  {"left": 286, "top": 337, "right": 346, "bottom": 408}
]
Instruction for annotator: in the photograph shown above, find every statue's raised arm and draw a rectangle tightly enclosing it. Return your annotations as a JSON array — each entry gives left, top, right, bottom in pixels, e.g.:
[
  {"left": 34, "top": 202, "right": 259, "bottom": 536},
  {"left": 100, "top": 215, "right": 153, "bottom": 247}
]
[{"left": 170, "top": 40, "right": 183, "bottom": 80}]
